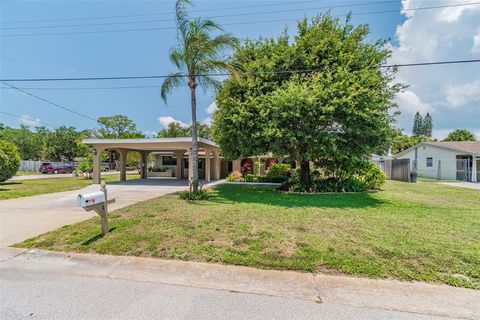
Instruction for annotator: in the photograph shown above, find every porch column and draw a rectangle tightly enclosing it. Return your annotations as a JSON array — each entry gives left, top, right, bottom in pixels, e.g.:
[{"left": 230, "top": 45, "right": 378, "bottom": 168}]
[
  {"left": 205, "top": 148, "right": 211, "bottom": 182},
  {"left": 140, "top": 151, "right": 150, "bottom": 179},
  {"left": 472, "top": 156, "right": 477, "bottom": 183},
  {"left": 174, "top": 150, "right": 185, "bottom": 179},
  {"left": 92, "top": 147, "right": 103, "bottom": 185},
  {"left": 232, "top": 159, "right": 241, "bottom": 172},
  {"left": 188, "top": 150, "right": 193, "bottom": 182},
  {"left": 119, "top": 149, "right": 128, "bottom": 181},
  {"left": 213, "top": 150, "right": 220, "bottom": 180}
]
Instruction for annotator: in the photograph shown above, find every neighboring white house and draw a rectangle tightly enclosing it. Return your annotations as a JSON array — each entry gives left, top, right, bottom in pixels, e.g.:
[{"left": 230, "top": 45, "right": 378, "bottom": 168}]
[{"left": 395, "top": 141, "right": 480, "bottom": 182}]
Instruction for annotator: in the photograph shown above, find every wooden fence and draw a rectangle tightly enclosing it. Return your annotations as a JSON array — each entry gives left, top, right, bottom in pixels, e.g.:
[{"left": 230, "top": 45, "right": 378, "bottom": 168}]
[{"left": 376, "top": 158, "right": 411, "bottom": 182}]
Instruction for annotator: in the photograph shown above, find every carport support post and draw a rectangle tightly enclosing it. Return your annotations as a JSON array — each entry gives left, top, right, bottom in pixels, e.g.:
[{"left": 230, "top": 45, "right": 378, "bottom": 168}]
[
  {"left": 188, "top": 150, "right": 193, "bottom": 183},
  {"left": 233, "top": 159, "right": 241, "bottom": 172},
  {"left": 119, "top": 149, "right": 128, "bottom": 181},
  {"left": 140, "top": 151, "right": 149, "bottom": 179},
  {"left": 174, "top": 151, "right": 184, "bottom": 179},
  {"left": 93, "top": 148, "right": 103, "bottom": 184},
  {"left": 213, "top": 150, "right": 220, "bottom": 180},
  {"left": 205, "top": 148, "right": 211, "bottom": 182}
]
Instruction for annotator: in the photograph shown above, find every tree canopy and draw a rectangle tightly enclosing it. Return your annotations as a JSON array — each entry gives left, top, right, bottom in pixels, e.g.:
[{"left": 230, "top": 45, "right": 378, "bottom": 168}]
[
  {"left": 157, "top": 122, "right": 212, "bottom": 140},
  {"left": 444, "top": 129, "right": 476, "bottom": 141},
  {"left": 96, "top": 115, "right": 143, "bottom": 139},
  {"left": 213, "top": 14, "right": 402, "bottom": 183}
]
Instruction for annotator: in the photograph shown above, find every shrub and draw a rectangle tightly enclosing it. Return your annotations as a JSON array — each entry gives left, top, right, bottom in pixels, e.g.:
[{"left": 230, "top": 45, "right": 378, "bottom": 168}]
[
  {"left": 179, "top": 190, "right": 211, "bottom": 201},
  {"left": 0, "top": 140, "right": 21, "bottom": 182},
  {"left": 357, "top": 161, "right": 386, "bottom": 190},
  {"left": 267, "top": 163, "right": 291, "bottom": 176},
  {"left": 227, "top": 170, "right": 243, "bottom": 182},
  {"left": 77, "top": 154, "right": 93, "bottom": 173}
]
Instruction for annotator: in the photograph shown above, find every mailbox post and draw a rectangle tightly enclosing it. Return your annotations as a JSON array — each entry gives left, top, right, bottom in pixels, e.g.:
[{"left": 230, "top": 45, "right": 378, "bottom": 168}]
[{"left": 77, "top": 182, "right": 115, "bottom": 236}]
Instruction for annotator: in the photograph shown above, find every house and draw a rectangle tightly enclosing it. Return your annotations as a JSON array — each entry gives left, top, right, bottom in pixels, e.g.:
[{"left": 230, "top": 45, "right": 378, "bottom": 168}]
[
  {"left": 83, "top": 137, "right": 286, "bottom": 184},
  {"left": 394, "top": 141, "right": 480, "bottom": 182}
]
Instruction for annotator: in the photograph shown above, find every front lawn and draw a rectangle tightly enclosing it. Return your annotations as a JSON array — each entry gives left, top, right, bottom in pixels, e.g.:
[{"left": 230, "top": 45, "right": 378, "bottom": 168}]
[
  {"left": 0, "top": 174, "right": 140, "bottom": 200},
  {"left": 19, "top": 180, "right": 480, "bottom": 289}
]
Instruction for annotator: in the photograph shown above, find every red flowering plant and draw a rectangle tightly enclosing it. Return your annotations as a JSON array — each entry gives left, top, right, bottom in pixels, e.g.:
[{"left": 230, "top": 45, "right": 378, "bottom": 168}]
[{"left": 241, "top": 161, "right": 252, "bottom": 174}]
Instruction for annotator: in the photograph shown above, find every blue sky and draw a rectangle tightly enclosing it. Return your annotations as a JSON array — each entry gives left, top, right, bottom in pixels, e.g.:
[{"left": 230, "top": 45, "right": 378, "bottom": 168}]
[{"left": 1, "top": 0, "right": 479, "bottom": 138}]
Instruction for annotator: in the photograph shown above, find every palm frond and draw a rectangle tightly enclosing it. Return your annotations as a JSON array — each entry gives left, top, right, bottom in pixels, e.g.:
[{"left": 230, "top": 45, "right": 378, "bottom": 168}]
[
  {"left": 169, "top": 48, "right": 185, "bottom": 70},
  {"left": 197, "top": 75, "right": 220, "bottom": 93},
  {"left": 160, "top": 72, "right": 186, "bottom": 103},
  {"left": 175, "top": 0, "right": 192, "bottom": 41}
]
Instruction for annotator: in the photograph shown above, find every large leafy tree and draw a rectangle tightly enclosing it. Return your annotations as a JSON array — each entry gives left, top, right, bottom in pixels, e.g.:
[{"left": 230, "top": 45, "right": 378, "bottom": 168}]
[
  {"left": 0, "top": 125, "right": 46, "bottom": 160},
  {"left": 96, "top": 115, "right": 143, "bottom": 139},
  {"left": 44, "top": 126, "right": 81, "bottom": 161},
  {"left": 160, "top": 0, "right": 238, "bottom": 191},
  {"left": 444, "top": 129, "right": 476, "bottom": 141},
  {"left": 213, "top": 15, "right": 403, "bottom": 184},
  {"left": 157, "top": 122, "right": 212, "bottom": 140}
]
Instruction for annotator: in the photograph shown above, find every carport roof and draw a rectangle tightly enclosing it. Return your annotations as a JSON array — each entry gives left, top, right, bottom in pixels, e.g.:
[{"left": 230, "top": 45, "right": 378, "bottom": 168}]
[{"left": 83, "top": 137, "right": 218, "bottom": 150}]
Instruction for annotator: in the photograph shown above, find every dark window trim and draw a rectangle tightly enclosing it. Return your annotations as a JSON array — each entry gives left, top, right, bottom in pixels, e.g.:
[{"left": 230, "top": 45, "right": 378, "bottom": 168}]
[{"left": 426, "top": 157, "right": 433, "bottom": 167}]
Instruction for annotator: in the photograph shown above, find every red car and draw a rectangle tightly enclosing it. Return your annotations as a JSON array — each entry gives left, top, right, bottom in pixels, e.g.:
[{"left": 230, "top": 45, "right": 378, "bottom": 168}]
[{"left": 39, "top": 162, "right": 74, "bottom": 174}]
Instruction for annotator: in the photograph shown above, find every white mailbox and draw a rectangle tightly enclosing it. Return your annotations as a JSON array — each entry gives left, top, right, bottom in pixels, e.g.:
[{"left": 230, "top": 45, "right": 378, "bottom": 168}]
[{"left": 77, "top": 191, "right": 105, "bottom": 207}]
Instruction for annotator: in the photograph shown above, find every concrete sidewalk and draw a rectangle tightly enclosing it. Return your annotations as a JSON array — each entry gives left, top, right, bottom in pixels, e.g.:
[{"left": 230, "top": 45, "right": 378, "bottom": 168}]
[
  {"left": 0, "top": 179, "right": 223, "bottom": 247},
  {"left": 1, "top": 248, "right": 478, "bottom": 319}
]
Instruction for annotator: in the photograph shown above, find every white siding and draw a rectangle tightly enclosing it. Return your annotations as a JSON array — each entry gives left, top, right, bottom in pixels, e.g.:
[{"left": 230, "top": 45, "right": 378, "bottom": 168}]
[{"left": 398, "top": 145, "right": 461, "bottom": 180}]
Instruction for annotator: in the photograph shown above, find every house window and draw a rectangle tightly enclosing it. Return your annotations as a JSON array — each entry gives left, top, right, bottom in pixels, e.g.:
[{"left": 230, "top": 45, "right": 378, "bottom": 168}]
[
  {"left": 426, "top": 157, "right": 433, "bottom": 167},
  {"left": 227, "top": 161, "right": 233, "bottom": 172},
  {"left": 162, "top": 156, "right": 177, "bottom": 166}
]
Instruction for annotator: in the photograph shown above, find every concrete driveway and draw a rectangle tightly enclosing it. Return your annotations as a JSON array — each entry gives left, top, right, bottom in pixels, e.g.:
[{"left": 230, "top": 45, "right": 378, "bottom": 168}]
[
  {"left": 0, "top": 179, "right": 221, "bottom": 247},
  {"left": 439, "top": 182, "right": 480, "bottom": 190}
]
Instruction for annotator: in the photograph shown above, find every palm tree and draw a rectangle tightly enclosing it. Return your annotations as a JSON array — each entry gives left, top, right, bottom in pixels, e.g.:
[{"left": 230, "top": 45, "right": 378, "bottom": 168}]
[{"left": 161, "top": 0, "right": 238, "bottom": 192}]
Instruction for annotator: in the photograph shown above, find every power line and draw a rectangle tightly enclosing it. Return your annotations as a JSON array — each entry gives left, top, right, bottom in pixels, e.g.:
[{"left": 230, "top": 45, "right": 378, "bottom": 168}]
[
  {"left": 1, "top": 82, "right": 97, "bottom": 121},
  {"left": 0, "top": 0, "right": 323, "bottom": 24},
  {"left": 1, "top": 1, "right": 399, "bottom": 30},
  {"left": 1, "top": 59, "right": 479, "bottom": 83},
  {"left": 0, "top": 110, "right": 57, "bottom": 128},
  {"left": 2, "top": 2, "right": 479, "bottom": 37}
]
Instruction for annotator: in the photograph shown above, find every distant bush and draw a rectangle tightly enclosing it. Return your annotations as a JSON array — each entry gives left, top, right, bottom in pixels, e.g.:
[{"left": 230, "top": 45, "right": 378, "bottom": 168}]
[
  {"left": 266, "top": 163, "right": 291, "bottom": 176},
  {"left": 0, "top": 140, "right": 21, "bottom": 182}
]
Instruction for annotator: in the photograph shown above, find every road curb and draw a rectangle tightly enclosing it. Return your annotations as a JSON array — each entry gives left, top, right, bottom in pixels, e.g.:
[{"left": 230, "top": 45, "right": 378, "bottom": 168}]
[{"left": 1, "top": 248, "right": 479, "bottom": 319}]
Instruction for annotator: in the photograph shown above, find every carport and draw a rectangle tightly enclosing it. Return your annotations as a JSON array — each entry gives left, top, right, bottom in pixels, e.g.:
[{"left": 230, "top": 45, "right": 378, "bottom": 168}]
[{"left": 83, "top": 138, "right": 221, "bottom": 184}]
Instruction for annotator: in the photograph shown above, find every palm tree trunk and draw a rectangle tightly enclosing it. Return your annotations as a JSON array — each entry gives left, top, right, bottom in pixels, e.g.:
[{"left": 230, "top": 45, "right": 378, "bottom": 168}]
[{"left": 190, "top": 85, "right": 199, "bottom": 192}]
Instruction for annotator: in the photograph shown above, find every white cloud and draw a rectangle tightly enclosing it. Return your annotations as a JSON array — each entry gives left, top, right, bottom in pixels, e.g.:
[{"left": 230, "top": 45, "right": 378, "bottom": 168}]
[
  {"left": 206, "top": 101, "right": 218, "bottom": 114},
  {"left": 202, "top": 117, "right": 212, "bottom": 125},
  {"left": 445, "top": 79, "right": 480, "bottom": 108},
  {"left": 396, "top": 90, "right": 432, "bottom": 115},
  {"left": 19, "top": 114, "right": 41, "bottom": 126},
  {"left": 437, "top": 3, "right": 480, "bottom": 23},
  {"left": 390, "top": 0, "right": 480, "bottom": 135},
  {"left": 472, "top": 29, "right": 480, "bottom": 53},
  {"left": 157, "top": 116, "right": 188, "bottom": 128}
]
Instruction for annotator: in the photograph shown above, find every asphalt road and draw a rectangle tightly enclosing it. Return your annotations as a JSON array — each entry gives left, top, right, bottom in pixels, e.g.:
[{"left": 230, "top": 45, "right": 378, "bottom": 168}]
[{"left": 1, "top": 269, "right": 449, "bottom": 320}]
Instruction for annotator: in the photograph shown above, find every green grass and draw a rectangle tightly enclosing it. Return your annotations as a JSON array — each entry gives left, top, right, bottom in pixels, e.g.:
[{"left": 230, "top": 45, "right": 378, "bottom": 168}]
[
  {"left": 18, "top": 180, "right": 480, "bottom": 289},
  {"left": 0, "top": 174, "right": 140, "bottom": 200},
  {"left": 14, "top": 171, "right": 40, "bottom": 176}
]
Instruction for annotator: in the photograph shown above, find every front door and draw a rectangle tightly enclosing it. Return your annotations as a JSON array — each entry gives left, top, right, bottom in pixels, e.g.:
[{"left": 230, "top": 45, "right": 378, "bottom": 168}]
[{"left": 182, "top": 158, "right": 205, "bottom": 180}]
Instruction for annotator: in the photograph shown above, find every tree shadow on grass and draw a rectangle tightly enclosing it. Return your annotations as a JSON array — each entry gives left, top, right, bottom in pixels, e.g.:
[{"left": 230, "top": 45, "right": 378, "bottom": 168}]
[
  {"left": 209, "top": 184, "right": 387, "bottom": 209},
  {"left": 81, "top": 227, "right": 117, "bottom": 245}
]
